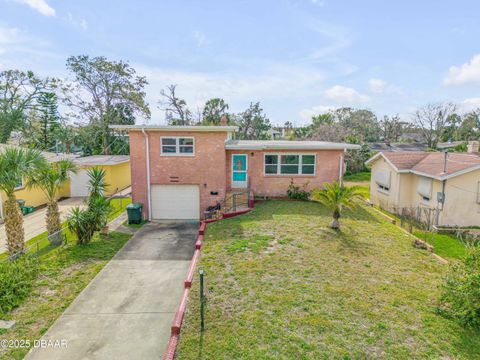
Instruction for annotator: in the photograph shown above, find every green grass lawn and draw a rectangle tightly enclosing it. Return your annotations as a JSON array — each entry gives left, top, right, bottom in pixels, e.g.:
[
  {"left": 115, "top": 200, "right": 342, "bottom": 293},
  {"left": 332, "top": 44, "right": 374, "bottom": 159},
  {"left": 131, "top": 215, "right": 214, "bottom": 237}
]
[
  {"left": 413, "top": 230, "right": 467, "bottom": 260},
  {"left": 344, "top": 171, "right": 371, "bottom": 182},
  {"left": 176, "top": 200, "right": 480, "bottom": 359},
  {"left": 0, "top": 230, "right": 131, "bottom": 360}
]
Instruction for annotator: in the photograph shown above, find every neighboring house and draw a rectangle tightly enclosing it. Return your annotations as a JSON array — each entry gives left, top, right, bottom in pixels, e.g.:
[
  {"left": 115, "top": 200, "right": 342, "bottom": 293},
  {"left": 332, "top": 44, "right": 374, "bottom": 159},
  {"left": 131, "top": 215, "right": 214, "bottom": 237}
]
[
  {"left": 0, "top": 145, "right": 78, "bottom": 220},
  {"left": 368, "top": 142, "right": 428, "bottom": 152},
  {"left": 0, "top": 146, "right": 131, "bottom": 220},
  {"left": 71, "top": 155, "right": 131, "bottom": 197},
  {"left": 112, "top": 125, "right": 360, "bottom": 221},
  {"left": 366, "top": 151, "right": 480, "bottom": 227}
]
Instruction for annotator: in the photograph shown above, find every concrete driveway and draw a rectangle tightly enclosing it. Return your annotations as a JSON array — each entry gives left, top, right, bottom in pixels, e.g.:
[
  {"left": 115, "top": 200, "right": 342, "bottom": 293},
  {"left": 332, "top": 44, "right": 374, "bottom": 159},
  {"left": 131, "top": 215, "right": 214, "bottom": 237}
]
[
  {"left": 25, "top": 221, "right": 198, "bottom": 360},
  {"left": 0, "top": 197, "right": 85, "bottom": 254}
]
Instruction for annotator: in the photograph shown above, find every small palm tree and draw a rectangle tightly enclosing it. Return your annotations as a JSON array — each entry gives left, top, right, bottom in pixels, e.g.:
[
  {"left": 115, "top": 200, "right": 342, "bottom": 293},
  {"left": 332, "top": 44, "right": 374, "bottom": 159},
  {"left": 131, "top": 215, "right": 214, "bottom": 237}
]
[
  {"left": 311, "top": 182, "right": 362, "bottom": 230},
  {"left": 0, "top": 147, "right": 46, "bottom": 254},
  {"left": 27, "top": 159, "right": 77, "bottom": 237}
]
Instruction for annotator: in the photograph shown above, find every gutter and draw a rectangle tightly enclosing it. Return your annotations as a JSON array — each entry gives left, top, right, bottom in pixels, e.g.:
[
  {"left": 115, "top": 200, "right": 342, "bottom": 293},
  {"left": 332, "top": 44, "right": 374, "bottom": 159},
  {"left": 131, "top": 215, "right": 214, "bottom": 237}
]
[{"left": 141, "top": 128, "right": 152, "bottom": 221}]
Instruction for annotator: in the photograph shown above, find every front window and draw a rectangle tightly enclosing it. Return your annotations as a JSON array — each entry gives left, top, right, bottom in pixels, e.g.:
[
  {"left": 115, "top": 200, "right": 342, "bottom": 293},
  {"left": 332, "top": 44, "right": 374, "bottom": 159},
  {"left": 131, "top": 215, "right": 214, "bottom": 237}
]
[
  {"left": 264, "top": 154, "right": 315, "bottom": 175},
  {"left": 161, "top": 137, "right": 194, "bottom": 156}
]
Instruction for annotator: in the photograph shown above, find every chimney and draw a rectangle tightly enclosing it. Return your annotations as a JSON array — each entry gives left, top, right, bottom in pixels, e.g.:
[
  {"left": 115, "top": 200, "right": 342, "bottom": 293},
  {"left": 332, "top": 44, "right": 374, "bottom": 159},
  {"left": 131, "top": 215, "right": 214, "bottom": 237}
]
[
  {"left": 220, "top": 116, "right": 228, "bottom": 126},
  {"left": 467, "top": 140, "right": 480, "bottom": 153}
]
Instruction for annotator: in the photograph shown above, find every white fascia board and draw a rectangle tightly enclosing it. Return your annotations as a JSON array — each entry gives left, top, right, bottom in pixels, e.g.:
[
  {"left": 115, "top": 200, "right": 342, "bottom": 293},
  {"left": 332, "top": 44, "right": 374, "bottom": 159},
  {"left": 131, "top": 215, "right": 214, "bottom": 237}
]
[{"left": 109, "top": 125, "right": 238, "bottom": 132}]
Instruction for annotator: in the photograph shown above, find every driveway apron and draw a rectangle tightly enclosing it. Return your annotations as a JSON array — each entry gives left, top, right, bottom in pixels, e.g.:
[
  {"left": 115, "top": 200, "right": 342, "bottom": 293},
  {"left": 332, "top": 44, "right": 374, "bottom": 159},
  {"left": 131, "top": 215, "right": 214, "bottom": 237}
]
[{"left": 25, "top": 221, "right": 198, "bottom": 360}]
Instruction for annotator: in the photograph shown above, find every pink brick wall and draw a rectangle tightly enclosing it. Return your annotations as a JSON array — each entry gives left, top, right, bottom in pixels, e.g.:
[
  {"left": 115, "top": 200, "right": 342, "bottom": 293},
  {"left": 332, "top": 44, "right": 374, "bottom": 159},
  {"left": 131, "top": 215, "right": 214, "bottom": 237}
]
[
  {"left": 129, "top": 130, "right": 228, "bottom": 219},
  {"left": 226, "top": 149, "right": 344, "bottom": 196}
]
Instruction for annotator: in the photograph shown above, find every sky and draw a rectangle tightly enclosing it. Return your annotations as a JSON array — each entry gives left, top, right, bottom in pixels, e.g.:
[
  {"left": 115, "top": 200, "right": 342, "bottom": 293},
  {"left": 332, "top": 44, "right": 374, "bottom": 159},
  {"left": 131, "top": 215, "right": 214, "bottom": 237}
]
[{"left": 1, "top": 0, "right": 480, "bottom": 126}]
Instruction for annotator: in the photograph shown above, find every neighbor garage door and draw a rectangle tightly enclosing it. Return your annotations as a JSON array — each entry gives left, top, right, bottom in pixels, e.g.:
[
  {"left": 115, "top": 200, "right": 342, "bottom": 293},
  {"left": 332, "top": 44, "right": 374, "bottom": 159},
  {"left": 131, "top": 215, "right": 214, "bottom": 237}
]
[
  {"left": 70, "top": 169, "right": 90, "bottom": 197},
  {"left": 151, "top": 185, "right": 200, "bottom": 220}
]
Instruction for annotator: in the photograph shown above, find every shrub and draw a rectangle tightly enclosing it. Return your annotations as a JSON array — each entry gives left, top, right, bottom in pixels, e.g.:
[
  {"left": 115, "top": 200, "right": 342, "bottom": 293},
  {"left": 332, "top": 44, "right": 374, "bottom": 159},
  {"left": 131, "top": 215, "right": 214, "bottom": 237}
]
[
  {"left": 287, "top": 180, "right": 310, "bottom": 200},
  {"left": 438, "top": 246, "right": 480, "bottom": 329},
  {"left": 0, "top": 255, "right": 39, "bottom": 315},
  {"left": 67, "top": 207, "right": 97, "bottom": 245}
]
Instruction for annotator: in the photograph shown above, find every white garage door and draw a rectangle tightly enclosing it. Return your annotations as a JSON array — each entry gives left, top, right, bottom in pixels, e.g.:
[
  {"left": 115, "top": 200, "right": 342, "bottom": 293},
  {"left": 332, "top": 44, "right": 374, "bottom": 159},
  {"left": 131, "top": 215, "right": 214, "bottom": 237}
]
[
  {"left": 70, "top": 169, "right": 90, "bottom": 197},
  {"left": 151, "top": 185, "right": 200, "bottom": 220}
]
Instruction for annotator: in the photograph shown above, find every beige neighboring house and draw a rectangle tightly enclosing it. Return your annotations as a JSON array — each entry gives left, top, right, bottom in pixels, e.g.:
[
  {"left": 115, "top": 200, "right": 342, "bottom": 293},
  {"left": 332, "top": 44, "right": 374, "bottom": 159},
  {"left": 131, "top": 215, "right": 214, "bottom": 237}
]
[{"left": 366, "top": 149, "right": 480, "bottom": 227}]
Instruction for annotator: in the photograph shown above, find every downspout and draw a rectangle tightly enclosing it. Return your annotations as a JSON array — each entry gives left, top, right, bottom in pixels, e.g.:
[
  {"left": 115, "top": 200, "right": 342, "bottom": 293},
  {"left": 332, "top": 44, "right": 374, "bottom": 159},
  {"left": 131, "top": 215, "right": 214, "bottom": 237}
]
[
  {"left": 339, "top": 152, "right": 344, "bottom": 187},
  {"left": 141, "top": 128, "right": 152, "bottom": 221}
]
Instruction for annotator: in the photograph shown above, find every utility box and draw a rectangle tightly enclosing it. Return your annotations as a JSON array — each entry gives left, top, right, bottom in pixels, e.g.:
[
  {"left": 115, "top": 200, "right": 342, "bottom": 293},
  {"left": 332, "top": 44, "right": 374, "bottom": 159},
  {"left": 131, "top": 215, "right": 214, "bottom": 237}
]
[{"left": 126, "top": 203, "right": 143, "bottom": 224}]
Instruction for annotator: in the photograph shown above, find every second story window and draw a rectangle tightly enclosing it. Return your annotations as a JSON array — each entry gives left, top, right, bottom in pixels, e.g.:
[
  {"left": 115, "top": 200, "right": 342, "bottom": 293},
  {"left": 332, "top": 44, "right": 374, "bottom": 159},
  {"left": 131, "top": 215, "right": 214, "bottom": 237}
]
[{"left": 161, "top": 137, "right": 195, "bottom": 156}]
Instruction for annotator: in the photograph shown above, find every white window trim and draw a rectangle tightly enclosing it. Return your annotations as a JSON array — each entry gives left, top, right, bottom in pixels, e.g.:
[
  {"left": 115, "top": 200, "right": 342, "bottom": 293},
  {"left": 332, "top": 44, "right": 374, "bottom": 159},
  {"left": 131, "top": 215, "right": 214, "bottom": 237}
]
[
  {"left": 377, "top": 184, "right": 390, "bottom": 195},
  {"left": 160, "top": 136, "right": 195, "bottom": 157},
  {"left": 263, "top": 153, "right": 316, "bottom": 176}
]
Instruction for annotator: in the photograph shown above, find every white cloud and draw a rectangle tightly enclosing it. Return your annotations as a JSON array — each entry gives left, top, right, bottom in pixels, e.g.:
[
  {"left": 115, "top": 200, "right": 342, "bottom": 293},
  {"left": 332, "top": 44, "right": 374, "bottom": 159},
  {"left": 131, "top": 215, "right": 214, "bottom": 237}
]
[
  {"left": 13, "top": 0, "right": 55, "bottom": 16},
  {"left": 310, "top": 0, "right": 326, "bottom": 6},
  {"left": 65, "top": 13, "right": 88, "bottom": 31},
  {"left": 299, "top": 105, "right": 335, "bottom": 121},
  {"left": 462, "top": 97, "right": 480, "bottom": 111},
  {"left": 192, "top": 30, "right": 208, "bottom": 47},
  {"left": 368, "top": 78, "right": 387, "bottom": 94},
  {"left": 135, "top": 63, "right": 326, "bottom": 123},
  {"left": 324, "top": 85, "right": 369, "bottom": 103},
  {"left": 444, "top": 54, "right": 480, "bottom": 85}
]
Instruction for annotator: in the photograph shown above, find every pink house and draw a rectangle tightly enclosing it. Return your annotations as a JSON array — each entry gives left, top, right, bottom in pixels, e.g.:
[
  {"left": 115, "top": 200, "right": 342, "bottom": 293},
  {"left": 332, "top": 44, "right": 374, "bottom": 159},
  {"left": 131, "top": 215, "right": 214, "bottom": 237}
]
[{"left": 113, "top": 125, "right": 360, "bottom": 220}]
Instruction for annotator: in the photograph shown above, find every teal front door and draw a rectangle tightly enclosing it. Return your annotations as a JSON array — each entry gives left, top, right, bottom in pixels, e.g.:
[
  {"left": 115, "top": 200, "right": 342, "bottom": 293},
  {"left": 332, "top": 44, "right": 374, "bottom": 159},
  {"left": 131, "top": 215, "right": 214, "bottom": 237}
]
[{"left": 232, "top": 154, "right": 248, "bottom": 188}]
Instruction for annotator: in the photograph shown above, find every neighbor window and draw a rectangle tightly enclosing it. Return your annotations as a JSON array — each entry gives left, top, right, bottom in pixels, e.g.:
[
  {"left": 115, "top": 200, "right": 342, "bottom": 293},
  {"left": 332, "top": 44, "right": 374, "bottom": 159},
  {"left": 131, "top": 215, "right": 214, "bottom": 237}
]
[
  {"left": 264, "top": 154, "right": 315, "bottom": 175},
  {"left": 377, "top": 184, "right": 390, "bottom": 192},
  {"left": 161, "top": 137, "right": 194, "bottom": 156}
]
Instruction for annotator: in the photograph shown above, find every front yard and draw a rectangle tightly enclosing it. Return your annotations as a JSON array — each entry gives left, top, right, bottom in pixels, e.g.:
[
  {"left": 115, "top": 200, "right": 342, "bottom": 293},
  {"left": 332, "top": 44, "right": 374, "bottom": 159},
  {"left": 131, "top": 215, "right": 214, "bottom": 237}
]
[
  {"left": 176, "top": 200, "right": 480, "bottom": 359},
  {"left": 0, "top": 230, "right": 131, "bottom": 360}
]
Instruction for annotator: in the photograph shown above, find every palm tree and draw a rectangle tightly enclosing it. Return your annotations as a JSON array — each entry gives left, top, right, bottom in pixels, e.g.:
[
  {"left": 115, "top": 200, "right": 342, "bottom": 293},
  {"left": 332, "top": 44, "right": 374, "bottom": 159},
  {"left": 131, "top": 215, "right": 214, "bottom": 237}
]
[
  {"left": 0, "top": 147, "right": 46, "bottom": 254},
  {"left": 27, "top": 159, "right": 77, "bottom": 237},
  {"left": 311, "top": 182, "right": 362, "bottom": 230}
]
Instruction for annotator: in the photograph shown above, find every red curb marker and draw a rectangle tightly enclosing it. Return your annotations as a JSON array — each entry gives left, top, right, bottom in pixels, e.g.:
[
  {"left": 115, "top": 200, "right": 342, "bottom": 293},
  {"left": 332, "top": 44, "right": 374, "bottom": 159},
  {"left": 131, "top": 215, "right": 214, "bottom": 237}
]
[
  {"left": 171, "top": 288, "right": 190, "bottom": 335},
  {"left": 163, "top": 334, "right": 178, "bottom": 360},
  {"left": 198, "top": 222, "right": 206, "bottom": 235},
  {"left": 184, "top": 249, "right": 201, "bottom": 288},
  {"left": 163, "top": 206, "right": 255, "bottom": 360},
  {"left": 195, "top": 235, "right": 203, "bottom": 249}
]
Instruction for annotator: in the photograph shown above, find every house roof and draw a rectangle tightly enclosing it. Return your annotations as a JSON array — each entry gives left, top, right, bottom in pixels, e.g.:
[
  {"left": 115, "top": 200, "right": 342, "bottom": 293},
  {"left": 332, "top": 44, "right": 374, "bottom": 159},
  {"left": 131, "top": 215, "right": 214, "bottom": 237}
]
[
  {"left": 74, "top": 155, "right": 130, "bottom": 166},
  {"left": 0, "top": 144, "right": 78, "bottom": 163},
  {"left": 366, "top": 151, "right": 480, "bottom": 180},
  {"left": 225, "top": 140, "right": 360, "bottom": 151},
  {"left": 109, "top": 125, "right": 238, "bottom": 132}
]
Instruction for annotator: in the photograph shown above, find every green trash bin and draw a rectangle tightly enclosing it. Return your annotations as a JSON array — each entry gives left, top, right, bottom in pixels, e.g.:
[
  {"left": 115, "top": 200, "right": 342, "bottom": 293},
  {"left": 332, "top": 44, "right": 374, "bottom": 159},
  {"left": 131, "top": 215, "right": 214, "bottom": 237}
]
[{"left": 126, "top": 203, "right": 143, "bottom": 224}]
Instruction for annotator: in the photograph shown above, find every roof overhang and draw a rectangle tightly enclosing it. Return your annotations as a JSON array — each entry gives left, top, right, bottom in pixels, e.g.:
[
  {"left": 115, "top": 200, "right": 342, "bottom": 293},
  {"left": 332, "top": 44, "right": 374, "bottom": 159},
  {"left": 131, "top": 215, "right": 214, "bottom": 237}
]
[
  {"left": 366, "top": 152, "right": 480, "bottom": 181},
  {"left": 109, "top": 125, "right": 238, "bottom": 132},
  {"left": 225, "top": 142, "right": 361, "bottom": 151}
]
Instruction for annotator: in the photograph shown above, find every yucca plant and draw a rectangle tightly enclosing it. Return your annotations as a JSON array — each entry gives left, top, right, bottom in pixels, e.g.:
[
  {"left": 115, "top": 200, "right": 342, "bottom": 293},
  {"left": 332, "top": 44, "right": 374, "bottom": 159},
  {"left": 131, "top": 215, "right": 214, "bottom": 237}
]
[
  {"left": 27, "top": 159, "right": 77, "bottom": 238},
  {"left": 311, "top": 182, "right": 362, "bottom": 230},
  {"left": 0, "top": 147, "right": 46, "bottom": 254},
  {"left": 86, "top": 167, "right": 109, "bottom": 204}
]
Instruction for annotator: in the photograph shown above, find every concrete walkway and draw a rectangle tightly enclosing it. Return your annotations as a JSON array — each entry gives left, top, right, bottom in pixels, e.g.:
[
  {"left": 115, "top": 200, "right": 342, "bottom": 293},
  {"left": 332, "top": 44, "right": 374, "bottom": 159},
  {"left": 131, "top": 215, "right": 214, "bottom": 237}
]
[
  {"left": 0, "top": 197, "right": 85, "bottom": 253},
  {"left": 26, "top": 221, "right": 198, "bottom": 360}
]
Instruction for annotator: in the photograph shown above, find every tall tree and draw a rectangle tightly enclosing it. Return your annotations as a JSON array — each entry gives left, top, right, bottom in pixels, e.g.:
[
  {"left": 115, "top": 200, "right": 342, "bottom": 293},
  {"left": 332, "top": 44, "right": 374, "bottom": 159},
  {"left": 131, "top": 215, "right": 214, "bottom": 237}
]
[
  {"left": 237, "top": 102, "right": 271, "bottom": 140},
  {"left": 63, "top": 55, "right": 150, "bottom": 154},
  {"left": 201, "top": 98, "right": 230, "bottom": 125},
  {"left": 333, "top": 108, "right": 380, "bottom": 142},
  {"left": 31, "top": 92, "right": 61, "bottom": 150},
  {"left": 0, "top": 70, "right": 52, "bottom": 142},
  {"left": 456, "top": 111, "right": 480, "bottom": 141},
  {"left": 158, "top": 84, "right": 192, "bottom": 125},
  {"left": 379, "top": 115, "right": 404, "bottom": 143},
  {"left": 412, "top": 103, "right": 457, "bottom": 148}
]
